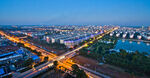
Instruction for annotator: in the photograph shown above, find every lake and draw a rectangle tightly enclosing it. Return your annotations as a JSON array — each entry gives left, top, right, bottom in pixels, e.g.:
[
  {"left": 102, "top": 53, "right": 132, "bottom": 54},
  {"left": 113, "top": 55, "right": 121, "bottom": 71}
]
[{"left": 114, "top": 39, "right": 150, "bottom": 53}]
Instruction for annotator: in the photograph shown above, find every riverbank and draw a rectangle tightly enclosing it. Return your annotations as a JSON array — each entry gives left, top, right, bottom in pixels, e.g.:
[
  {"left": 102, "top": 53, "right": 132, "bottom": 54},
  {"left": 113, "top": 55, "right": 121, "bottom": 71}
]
[
  {"left": 78, "top": 35, "right": 150, "bottom": 77},
  {"left": 121, "top": 38, "right": 150, "bottom": 43}
]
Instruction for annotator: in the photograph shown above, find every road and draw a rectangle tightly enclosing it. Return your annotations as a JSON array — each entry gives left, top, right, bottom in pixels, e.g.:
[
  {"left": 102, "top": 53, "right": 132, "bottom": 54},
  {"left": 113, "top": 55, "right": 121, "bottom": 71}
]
[
  {"left": 0, "top": 27, "right": 117, "bottom": 78},
  {"left": 78, "top": 64, "right": 110, "bottom": 78},
  {"left": 19, "top": 61, "right": 53, "bottom": 78}
]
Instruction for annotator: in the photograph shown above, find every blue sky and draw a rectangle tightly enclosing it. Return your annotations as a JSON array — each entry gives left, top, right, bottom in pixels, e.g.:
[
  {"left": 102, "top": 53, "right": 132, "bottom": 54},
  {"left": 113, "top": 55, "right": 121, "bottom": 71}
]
[{"left": 0, "top": 0, "right": 150, "bottom": 25}]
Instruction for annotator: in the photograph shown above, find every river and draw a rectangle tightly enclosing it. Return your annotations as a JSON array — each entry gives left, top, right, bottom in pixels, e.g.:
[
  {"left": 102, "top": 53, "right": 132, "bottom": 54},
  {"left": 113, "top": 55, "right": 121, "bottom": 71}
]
[{"left": 114, "top": 39, "right": 150, "bottom": 54}]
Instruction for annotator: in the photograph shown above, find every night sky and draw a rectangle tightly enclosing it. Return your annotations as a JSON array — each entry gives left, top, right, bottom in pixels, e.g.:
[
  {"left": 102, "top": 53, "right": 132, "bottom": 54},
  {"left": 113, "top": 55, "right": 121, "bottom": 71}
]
[{"left": 0, "top": 0, "right": 150, "bottom": 25}]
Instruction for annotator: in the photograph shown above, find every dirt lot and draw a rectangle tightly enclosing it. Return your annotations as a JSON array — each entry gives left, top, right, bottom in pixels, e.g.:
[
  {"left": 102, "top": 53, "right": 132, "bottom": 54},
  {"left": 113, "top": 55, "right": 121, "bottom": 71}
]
[
  {"left": 36, "top": 70, "right": 64, "bottom": 78},
  {"left": 72, "top": 55, "right": 145, "bottom": 78}
]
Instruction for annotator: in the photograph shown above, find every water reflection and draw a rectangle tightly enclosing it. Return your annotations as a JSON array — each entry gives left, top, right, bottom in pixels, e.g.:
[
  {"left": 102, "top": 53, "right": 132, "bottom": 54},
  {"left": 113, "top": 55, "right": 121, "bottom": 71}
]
[
  {"left": 147, "top": 43, "right": 149, "bottom": 46},
  {"left": 129, "top": 41, "right": 132, "bottom": 43},
  {"left": 137, "top": 42, "right": 140, "bottom": 44},
  {"left": 122, "top": 39, "right": 125, "bottom": 43}
]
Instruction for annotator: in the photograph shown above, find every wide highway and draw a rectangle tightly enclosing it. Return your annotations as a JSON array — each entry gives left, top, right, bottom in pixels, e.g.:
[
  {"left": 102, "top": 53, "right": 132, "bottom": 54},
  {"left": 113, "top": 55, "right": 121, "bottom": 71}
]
[{"left": 0, "top": 27, "right": 117, "bottom": 78}]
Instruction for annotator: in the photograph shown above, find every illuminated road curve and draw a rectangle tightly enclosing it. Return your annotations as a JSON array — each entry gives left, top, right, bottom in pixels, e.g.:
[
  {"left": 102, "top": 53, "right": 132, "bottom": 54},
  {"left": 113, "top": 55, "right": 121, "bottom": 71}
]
[
  {"left": 0, "top": 28, "right": 117, "bottom": 78},
  {"left": 55, "top": 29, "right": 115, "bottom": 78},
  {"left": 22, "top": 28, "right": 115, "bottom": 78}
]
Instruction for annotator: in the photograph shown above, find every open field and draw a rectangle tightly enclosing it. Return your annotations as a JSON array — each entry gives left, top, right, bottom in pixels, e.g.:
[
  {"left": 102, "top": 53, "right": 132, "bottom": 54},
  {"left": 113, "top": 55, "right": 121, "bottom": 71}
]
[{"left": 72, "top": 55, "right": 144, "bottom": 78}]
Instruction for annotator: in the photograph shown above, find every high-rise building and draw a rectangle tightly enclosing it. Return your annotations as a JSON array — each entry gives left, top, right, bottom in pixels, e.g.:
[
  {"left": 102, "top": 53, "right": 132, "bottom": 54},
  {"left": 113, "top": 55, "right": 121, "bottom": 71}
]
[
  {"left": 142, "top": 26, "right": 144, "bottom": 30},
  {"left": 148, "top": 26, "right": 150, "bottom": 30}
]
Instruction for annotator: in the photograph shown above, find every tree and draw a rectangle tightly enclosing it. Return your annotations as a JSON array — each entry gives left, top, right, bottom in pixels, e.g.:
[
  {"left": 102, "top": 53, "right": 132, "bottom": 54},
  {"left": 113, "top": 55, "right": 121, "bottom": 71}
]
[
  {"left": 24, "top": 58, "right": 33, "bottom": 67},
  {"left": 33, "top": 50, "right": 42, "bottom": 56},
  {"left": 44, "top": 56, "right": 49, "bottom": 61},
  {"left": 104, "top": 49, "right": 150, "bottom": 77},
  {"left": 120, "top": 49, "right": 126, "bottom": 53},
  {"left": 74, "top": 45, "right": 78, "bottom": 49},
  {"left": 53, "top": 61, "right": 58, "bottom": 70},
  {"left": 71, "top": 64, "right": 80, "bottom": 75},
  {"left": 71, "top": 64, "right": 88, "bottom": 78},
  {"left": 64, "top": 73, "right": 75, "bottom": 78},
  {"left": 17, "top": 43, "right": 24, "bottom": 47},
  {"left": 76, "top": 70, "right": 88, "bottom": 78},
  {"left": 69, "top": 48, "right": 73, "bottom": 51},
  {"left": 37, "top": 52, "right": 42, "bottom": 56}
]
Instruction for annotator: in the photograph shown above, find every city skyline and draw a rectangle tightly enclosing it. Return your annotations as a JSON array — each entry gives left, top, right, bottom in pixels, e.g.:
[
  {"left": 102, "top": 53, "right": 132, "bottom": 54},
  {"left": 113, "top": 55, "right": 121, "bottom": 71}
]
[
  {"left": 0, "top": 0, "right": 150, "bottom": 78},
  {"left": 0, "top": 0, "right": 150, "bottom": 25}
]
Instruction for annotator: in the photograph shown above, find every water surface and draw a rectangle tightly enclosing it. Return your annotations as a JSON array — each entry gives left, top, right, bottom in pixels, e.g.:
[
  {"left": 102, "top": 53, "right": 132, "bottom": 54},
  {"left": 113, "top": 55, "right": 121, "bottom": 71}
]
[{"left": 114, "top": 39, "right": 150, "bottom": 53}]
